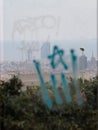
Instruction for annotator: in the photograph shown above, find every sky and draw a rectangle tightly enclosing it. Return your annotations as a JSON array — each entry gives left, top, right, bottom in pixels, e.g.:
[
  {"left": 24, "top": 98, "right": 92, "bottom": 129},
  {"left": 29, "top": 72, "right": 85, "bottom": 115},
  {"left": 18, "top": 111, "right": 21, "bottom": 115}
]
[{"left": 0, "top": 0, "right": 97, "bottom": 62}]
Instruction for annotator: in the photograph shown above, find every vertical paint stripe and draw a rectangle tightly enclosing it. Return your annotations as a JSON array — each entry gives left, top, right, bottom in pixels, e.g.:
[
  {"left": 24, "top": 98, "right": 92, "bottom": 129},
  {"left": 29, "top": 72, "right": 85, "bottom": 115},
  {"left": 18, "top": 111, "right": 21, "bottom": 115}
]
[
  {"left": 70, "top": 50, "right": 83, "bottom": 105},
  {"left": 61, "top": 73, "right": 71, "bottom": 103},
  {"left": 33, "top": 60, "right": 52, "bottom": 109},
  {"left": 50, "top": 74, "right": 62, "bottom": 104}
]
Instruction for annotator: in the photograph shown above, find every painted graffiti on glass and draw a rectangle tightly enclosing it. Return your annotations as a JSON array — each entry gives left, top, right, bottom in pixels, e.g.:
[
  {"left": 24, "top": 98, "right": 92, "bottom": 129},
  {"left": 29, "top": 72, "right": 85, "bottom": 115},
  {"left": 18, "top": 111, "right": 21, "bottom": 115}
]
[{"left": 33, "top": 46, "right": 84, "bottom": 109}]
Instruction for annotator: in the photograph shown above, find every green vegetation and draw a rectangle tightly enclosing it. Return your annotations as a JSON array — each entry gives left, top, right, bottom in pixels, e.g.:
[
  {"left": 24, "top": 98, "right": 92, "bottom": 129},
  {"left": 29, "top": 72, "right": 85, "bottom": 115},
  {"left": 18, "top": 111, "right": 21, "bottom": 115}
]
[{"left": 0, "top": 76, "right": 98, "bottom": 130}]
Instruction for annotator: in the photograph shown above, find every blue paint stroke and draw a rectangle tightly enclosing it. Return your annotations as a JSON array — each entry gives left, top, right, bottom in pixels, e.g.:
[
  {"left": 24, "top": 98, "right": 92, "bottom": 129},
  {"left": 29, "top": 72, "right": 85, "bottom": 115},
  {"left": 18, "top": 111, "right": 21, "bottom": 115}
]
[
  {"left": 33, "top": 60, "right": 52, "bottom": 109},
  {"left": 50, "top": 74, "right": 62, "bottom": 104},
  {"left": 48, "top": 46, "right": 68, "bottom": 70},
  {"left": 61, "top": 73, "right": 72, "bottom": 103},
  {"left": 70, "top": 49, "right": 83, "bottom": 105}
]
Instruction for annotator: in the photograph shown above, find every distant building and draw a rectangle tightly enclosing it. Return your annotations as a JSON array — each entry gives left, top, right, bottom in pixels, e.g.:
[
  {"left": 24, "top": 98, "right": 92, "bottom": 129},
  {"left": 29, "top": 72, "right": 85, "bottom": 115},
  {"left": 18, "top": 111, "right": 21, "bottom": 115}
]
[
  {"left": 41, "top": 42, "right": 50, "bottom": 59},
  {"left": 87, "top": 52, "right": 97, "bottom": 70},
  {"left": 27, "top": 48, "right": 32, "bottom": 61},
  {"left": 79, "top": 55, "right": 87, "bottom": 70},
  {"left": 97, "top": 60, "right": 98, "bottom": 71},
  {"left": 90, "top": 52, "right": 96, "bottom": 68}
]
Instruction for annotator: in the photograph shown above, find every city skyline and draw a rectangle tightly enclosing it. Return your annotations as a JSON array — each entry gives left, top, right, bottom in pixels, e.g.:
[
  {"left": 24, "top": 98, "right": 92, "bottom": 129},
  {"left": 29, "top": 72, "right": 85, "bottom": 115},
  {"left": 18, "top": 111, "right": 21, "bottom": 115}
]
[{"left": 0, "top": 39, "right": 97, "bottom": 62}]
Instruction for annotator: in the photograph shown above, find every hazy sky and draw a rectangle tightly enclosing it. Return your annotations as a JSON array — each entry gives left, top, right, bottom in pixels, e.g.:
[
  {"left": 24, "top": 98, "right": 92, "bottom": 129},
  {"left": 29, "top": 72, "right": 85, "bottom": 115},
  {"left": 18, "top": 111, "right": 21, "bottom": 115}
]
[
  {"left": 0, "top": 0, "right": 97, "bottom": 61},
  {"left": 3, "top": 0, "right": 97, "bottom": 40}
]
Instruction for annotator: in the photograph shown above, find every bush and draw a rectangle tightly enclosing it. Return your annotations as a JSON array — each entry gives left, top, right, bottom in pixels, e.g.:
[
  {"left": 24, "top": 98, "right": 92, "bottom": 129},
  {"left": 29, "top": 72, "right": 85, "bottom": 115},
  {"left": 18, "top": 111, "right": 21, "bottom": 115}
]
[{"left": 0, "top": 76, "right": 97, "bottom": 130}]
